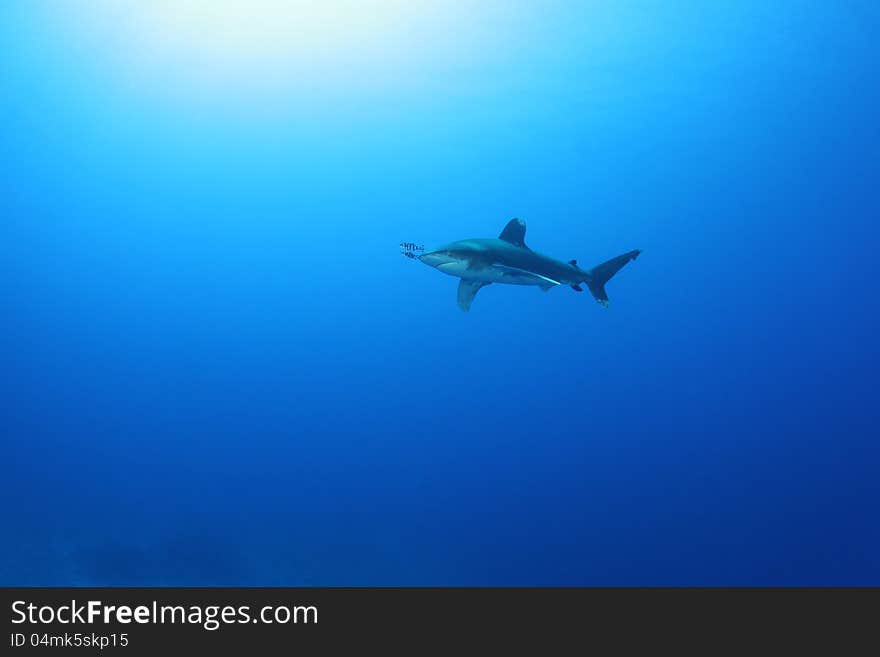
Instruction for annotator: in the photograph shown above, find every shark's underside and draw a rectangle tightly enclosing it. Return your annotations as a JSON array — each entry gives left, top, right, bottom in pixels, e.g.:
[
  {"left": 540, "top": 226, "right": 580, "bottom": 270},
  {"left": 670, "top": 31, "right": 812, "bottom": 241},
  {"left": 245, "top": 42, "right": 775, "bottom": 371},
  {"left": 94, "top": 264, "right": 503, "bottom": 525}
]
[{"left": 417, "top": 218, "right": 641, "bottom": 311}]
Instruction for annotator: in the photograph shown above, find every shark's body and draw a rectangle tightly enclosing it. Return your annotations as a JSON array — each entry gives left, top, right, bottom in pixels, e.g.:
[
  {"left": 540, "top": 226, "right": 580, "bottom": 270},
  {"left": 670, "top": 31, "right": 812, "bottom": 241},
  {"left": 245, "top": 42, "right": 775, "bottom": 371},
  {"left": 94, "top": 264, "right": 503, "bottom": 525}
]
[{"left": 418, "top": 218, "right": 641, "bottom": 311}]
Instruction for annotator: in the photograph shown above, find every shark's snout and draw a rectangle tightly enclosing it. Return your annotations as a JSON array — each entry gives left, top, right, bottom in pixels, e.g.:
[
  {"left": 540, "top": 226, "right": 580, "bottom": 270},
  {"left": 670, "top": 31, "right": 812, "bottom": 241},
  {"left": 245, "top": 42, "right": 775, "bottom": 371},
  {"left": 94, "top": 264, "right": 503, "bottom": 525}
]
[
  {"left": 418, "top": 250, "right": 456, "bottom": 268},
  {"left": 419, "top": 249, "right": 477, "bottom": 279}
]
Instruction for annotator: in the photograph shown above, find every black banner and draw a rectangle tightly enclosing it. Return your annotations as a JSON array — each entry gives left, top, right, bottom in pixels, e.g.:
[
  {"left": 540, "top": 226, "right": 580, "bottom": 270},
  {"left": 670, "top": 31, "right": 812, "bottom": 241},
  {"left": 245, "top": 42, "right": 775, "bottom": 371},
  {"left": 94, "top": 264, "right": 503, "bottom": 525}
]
[{"left": 1, "top": 588, "right": 877, "bottom": 652}]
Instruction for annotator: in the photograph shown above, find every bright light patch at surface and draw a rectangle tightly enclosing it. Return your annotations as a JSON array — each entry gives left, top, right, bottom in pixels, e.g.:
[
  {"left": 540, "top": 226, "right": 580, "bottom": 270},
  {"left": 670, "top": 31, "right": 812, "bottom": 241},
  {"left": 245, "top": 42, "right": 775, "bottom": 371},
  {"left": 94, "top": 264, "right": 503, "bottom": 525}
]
[{"left": 47, "top": 1, "right": 505, "bottom": 109}]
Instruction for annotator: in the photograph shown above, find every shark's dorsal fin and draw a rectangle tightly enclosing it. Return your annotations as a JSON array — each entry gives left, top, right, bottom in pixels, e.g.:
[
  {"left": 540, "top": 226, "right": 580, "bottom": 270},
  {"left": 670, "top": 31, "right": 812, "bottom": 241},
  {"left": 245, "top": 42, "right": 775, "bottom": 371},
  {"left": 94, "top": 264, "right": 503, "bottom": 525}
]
[
  {"left": 568, "top": 259, "right": 578, "bottom": 266},
  {"left": 499, "top": 218, "right": 527, "bottom": 248},
  {"left": 457, "top": 279, "right": 490, "bottom": 312}
]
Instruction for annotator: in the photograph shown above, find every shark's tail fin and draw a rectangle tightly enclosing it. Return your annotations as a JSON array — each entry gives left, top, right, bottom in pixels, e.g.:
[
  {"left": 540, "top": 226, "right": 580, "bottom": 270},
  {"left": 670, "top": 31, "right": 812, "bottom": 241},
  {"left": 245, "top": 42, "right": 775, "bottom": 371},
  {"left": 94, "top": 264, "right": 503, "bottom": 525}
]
[{"left": 585, "top": 249, "right": 641, "bottom": 307}]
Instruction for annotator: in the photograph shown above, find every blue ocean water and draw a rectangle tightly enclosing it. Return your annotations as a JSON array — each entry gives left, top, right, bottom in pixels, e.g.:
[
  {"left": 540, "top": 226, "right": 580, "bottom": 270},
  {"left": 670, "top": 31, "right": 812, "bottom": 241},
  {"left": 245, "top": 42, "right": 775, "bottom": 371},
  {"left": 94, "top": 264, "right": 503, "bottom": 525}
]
[{"left": 2, "top": 2, "right": 878, "bottom": 585}]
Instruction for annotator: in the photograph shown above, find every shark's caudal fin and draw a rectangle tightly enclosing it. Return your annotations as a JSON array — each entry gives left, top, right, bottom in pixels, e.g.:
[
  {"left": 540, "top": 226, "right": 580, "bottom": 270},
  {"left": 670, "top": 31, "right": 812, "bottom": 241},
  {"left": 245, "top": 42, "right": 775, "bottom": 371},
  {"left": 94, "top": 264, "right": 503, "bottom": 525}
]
[
  {"left": 457, "top": 280, "right": 490, "bottom": 312},
  {"left": 585, "top": 250, "right": 641, "bottom": 307}
]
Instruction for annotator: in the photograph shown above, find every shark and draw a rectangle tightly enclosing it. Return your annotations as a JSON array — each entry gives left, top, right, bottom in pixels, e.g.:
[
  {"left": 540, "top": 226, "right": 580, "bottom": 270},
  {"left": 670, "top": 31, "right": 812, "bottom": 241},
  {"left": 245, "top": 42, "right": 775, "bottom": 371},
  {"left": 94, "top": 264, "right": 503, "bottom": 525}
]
[{"left": 417, "top": 218, "right": 641, "bottom": 311}]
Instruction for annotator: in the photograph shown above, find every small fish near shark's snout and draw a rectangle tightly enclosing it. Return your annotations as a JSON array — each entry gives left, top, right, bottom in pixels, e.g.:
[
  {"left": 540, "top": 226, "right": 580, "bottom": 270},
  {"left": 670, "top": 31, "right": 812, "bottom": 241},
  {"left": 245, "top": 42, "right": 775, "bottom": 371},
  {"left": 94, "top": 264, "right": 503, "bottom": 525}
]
[{"left": 416, "top": 218, "right": 641, "bottom": 311}]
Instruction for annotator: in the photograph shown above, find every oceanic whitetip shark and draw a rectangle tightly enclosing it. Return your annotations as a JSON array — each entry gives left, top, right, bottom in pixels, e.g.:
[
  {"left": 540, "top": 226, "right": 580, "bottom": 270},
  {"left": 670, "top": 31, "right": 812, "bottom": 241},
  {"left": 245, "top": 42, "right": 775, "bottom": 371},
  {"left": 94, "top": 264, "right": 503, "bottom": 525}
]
[{"left": 416, "top": 218, "right": 641, "bottom": 311}]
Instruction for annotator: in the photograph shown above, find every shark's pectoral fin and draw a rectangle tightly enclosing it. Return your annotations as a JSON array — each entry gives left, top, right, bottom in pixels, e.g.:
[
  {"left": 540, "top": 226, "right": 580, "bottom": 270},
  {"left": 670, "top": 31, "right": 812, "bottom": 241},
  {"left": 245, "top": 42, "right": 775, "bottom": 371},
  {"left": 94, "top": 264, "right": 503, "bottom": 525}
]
[{"left": 457, "top": 279, "right": 490, "bottom": 312}]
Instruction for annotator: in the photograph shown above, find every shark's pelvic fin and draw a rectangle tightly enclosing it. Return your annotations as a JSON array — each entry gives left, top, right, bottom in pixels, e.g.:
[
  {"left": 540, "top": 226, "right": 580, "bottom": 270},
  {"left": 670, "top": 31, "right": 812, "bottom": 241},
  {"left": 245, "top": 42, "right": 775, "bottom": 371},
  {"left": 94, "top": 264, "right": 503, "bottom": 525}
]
[
  {"left": 498, "top": 218, "right": 528, "bottom": 248},
  {"left": 457, "top": 279, "right": 490, "bottom": 312},
  {"left": 586, "top": 249, "right": 641, "bottom": 307}
]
